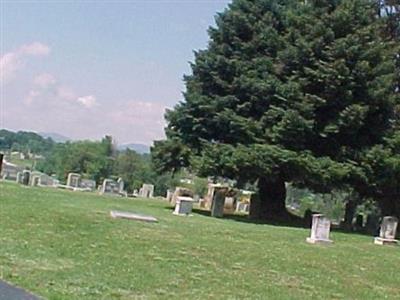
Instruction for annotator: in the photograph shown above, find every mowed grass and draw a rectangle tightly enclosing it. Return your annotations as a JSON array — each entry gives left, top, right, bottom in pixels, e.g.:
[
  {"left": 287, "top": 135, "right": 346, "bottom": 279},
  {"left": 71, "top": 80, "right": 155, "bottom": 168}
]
[{"left": 0, "top": 182, "right": 399, "bottom": 300}]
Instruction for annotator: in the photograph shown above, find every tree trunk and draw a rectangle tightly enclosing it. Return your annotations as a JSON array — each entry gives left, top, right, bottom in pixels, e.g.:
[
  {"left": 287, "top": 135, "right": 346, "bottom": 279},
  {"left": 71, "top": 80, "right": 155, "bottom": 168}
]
[
  {"left": 249, "top": 176, "right": 288, "bottom": 220},
  {"left": 341, "top": 200, "right": 357, "bottom": 231}
]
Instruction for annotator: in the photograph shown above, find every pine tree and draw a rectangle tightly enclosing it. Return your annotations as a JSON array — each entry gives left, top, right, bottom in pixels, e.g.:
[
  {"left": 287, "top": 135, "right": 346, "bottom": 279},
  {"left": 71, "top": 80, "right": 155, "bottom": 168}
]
[{"left": 152, "top": 0, "right": 398, "bottom": 220}]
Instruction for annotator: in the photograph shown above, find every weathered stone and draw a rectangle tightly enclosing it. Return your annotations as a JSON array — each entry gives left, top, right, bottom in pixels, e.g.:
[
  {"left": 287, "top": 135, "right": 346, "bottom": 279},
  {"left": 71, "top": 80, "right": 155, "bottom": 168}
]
[
  {"left": 140, "top": 184, "right": 154, "bottom": 198},
  {"left": 16, "top": 172, "right": 23, "bottom": 184},
  {"left": 306, "top": 214, "right": 333, "bottom": 244},
  {"left": 166, "top": 189, "right": 173, "bottom": 202},
  {"left": 110, "top": 210, "right": 158, "bottom": 222},
  {"left": 80, "top": 179, "right": 96, "bottom": 191},
  {"left": 30, "top": 175, "right": 40, "bottom": 187},
  {"left": 22, "top": 170, "right": 31, "bottom": 185},
  {"left": 211, "top": 187, "right": 228, "bottom": 218},
  {"left": 117, "top": 178, "right": 124, "bottom": 193},
  {"left": 100, "top": 179, "right": 120, "bottom": 195},
  {"left": 173, "top": 196, "right": 194, "bottom": 215},
  {"left": 374, "top": 216, "right": 398, "bottom": 245},
  {"left": 67, "top": 173, "right": 81, "bottom": 188},
  {"left": 236, "top": 202, "right": 250, "bottom": 214},
  {"left": 171, "top": 187, "right": 193, "bottom": 205}
]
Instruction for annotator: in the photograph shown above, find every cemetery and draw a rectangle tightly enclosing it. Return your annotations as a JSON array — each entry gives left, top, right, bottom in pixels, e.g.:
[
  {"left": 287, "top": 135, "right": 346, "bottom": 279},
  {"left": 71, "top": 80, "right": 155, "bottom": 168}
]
[
  {"left": 1, "top": 0, "right": 400, "bottom": 299},
  {"left": 0, "top": 181, "right": 399, "bottom": 299}
]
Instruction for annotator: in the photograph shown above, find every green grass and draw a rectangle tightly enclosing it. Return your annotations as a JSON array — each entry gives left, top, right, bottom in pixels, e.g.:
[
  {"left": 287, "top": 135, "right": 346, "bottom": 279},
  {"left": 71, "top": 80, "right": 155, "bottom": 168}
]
[{"left": 0, "top": 181, "right": 399, "bottom": 300}]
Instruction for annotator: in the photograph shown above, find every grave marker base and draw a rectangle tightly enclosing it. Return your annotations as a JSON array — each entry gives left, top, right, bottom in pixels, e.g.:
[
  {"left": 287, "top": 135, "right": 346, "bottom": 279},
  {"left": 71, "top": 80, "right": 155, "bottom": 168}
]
[
  {"left": 374, "top": 237, "right": 398, "bottom": 246},
  {"left": 306, "top": 237, "right": 333, "bottom": 244}
]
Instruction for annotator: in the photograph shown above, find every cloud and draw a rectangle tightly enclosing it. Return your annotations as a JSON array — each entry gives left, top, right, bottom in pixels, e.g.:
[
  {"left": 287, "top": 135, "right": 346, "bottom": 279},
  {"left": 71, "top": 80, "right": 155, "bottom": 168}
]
[
  {"left": 0, "top": 42, "right": 50, "bottom": 83},
  {"left": 77, "top": 95, "right": 97, "bottom": 108},
  {"left": 25, "top": 73, "right": 97, "bottom": 109},
  {"left": 19, "top": 42, "right": 50, "bottom": 56},
  {"left": 33, "top": 73, "right": 56, "bottom": 88}
]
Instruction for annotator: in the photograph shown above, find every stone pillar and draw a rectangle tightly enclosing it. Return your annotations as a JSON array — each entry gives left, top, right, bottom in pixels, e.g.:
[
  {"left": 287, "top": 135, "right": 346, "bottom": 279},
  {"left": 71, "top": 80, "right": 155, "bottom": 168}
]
[{"left": 117, "top": 178, "right": 124, "bottom": 193}]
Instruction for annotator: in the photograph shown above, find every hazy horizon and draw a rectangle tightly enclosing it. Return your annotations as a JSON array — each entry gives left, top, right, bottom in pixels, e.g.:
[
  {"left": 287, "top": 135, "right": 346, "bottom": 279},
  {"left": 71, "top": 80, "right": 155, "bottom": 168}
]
[{"left": 1, "top": 1, "right": 231, "bottom": 145}]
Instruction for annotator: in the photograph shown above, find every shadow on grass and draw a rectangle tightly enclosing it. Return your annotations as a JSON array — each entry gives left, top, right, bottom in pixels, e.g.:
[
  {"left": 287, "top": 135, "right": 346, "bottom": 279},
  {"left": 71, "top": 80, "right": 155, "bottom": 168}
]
[
  {"left": 164, "top": 205, "right": 377, "bottom": 236},
  {"left": 191, "top": 208, "right": 308, "bottom": 229}
]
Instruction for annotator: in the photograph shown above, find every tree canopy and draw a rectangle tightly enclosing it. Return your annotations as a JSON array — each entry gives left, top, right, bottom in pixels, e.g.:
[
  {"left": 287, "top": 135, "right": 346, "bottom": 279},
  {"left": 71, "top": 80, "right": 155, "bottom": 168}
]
[{"left": 152, "top": 0, "right": 399, "bottom": 220}]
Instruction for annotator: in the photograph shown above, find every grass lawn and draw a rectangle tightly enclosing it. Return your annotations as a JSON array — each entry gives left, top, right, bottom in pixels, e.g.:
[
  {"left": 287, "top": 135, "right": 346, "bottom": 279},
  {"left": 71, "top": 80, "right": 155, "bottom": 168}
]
[{"left": 0, "top": 181, "right": 399, "bottom": 299}]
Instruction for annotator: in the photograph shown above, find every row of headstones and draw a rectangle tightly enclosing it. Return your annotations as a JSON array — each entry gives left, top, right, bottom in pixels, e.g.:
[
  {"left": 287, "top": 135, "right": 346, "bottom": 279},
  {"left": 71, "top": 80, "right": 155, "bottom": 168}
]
[
  {"left": 16, "top": 170, "right": 59, "bottom": 187},
  {"left": 168, "top": 185, "right": 249, "bottom": 216},
  {"left": 307, "top": 214, "right": 398, "bottom": 246},
  {"left": 67, "top": 173, "right": 155, "bottom": 198},
  {"left": 66, "top": 173, "right": 96, "bottom": 191}
]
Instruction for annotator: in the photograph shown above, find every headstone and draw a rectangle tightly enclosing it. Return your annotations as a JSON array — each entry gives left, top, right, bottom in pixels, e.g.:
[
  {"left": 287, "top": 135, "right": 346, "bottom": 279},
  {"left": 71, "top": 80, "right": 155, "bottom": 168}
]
[
  {"left": 171, "top": 186, "right": 193, "bottom": 205},
  {"left": 117, "top": 178, "right": 124, "bottom": 193},
  {"left": 374, "top": 216, "right": 398, "bottom": 245},
  {"left": 39, "top": 173, "right": 54, "bottom": 186},
  {"left": 22, "top": 170, "right": 30, "bottom": 185},
  {"left": 224, "top": 197, "right": 236, "bottom": 214},
  {"left": 67, "top": 173, "right": 81, "bottom": 188},
  {"left": 166, "top": 189, "right": 173, "bottom": 202},
  {"left": 16, "top": 172, "right": 23, "bottom": 184},
  {"left": 31, "top": 175, "right": 40, "bottom": 187},
  {"left": 306, "top": 214, "right": 333, "bottom": 244},
  {"left": 140, "top": 184, "right": 154, "bottom": 198},
  {"left": 236, "top": 202, "right": 249, "bottom": 214},
  {"left": 100, "top": 179, "right": 120, "bottom": 195},
  {"left": 173, "top": 196, "right": 194, "bottom": 215},
  {"left": 211, "top": 187, "right": 228, "bottom": 218},
  {"left": 80, "top": 179, "right": 96, "bottom": 191}
]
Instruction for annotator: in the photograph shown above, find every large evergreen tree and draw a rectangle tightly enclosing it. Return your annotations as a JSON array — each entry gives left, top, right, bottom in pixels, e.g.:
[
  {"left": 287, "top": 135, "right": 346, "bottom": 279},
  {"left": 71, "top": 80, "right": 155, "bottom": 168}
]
[{"left": 152, "top": 0, "right": 398, "bottom": 220}]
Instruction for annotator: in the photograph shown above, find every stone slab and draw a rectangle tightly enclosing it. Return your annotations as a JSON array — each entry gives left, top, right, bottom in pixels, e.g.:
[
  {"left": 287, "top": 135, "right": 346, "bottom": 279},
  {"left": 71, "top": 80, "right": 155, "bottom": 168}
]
[
  {"left": 110, "top": 210, "right": 158, "bottom": 223},
  {"left": 374, "top": 237, "right": 398, "bottom": 246},
  {"left": 306, "top": 237, "right": 333, "bottom": 244}
]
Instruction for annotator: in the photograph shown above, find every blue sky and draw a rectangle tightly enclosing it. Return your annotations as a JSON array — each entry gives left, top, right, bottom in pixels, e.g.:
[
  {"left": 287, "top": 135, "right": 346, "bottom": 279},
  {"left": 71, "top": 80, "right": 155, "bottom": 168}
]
[{"left": 1, "top": 0, "right": 231, "bottom": 145}]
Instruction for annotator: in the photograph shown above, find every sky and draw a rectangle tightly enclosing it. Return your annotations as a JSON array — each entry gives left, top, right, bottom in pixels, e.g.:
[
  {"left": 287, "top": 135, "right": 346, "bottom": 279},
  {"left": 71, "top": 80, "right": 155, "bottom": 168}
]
[{"left": 0, "top": 0, "right": 231, "bottom": 145}]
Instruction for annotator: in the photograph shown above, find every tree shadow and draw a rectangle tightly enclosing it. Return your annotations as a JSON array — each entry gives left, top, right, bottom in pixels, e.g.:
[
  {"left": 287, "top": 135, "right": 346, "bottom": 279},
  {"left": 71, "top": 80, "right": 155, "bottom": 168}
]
[
  {"left": 191, "top": 208, "right": 308, "bottom": 229},
  {"left": 166, "top": 206, "right": 379, "bottom": 237}
]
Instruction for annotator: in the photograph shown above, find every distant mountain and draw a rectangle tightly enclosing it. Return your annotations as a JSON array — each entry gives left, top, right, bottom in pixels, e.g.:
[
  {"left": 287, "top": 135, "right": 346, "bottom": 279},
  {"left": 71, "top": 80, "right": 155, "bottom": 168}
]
[
  {"left": 117, "top": 143, "right": 150, "bottom": 154},
  {"left": 39, "top": 132, "right": 71, "bottom": 143}
]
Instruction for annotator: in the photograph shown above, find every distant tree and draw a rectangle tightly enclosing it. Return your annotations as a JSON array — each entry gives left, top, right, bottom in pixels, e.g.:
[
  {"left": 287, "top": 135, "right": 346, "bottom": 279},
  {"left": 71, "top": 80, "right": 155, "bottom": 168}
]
[
  {"left": 152, "top": 0, "right": 397, "bottom": 220},
  {"left": 37, "top": 136, "right": 114, "bottom": 183},
  {"left": 0, "top": 129, "right": 55, "bottom": 155}
]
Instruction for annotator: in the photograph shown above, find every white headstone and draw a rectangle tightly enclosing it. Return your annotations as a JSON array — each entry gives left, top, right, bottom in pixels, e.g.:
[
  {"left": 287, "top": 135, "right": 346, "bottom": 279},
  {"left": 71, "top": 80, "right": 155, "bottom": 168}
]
[
  {"left": 100, "top": 179, "right": 120, "bottom": 195},
  {"left": 67, "top": 173, "right": 81, "bottom": 188},
  {"left": 140, "top": 184, "right": 154, "bottom": 198},
  {"left": 374, "top": 216, "right": 398, "bottom": 245},
  {"left": 306, "top": 214, "right": 333, "bottom": 244},
  {"left": 117, "top": 178, "right": 124, "bottom": 193}
]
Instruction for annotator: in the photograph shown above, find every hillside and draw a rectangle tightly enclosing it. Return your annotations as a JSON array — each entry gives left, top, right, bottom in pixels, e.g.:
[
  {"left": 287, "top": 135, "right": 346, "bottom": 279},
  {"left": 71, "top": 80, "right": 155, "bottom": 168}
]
[{"left": 0, "top": 181, "right": 399, "bottom": 299}]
